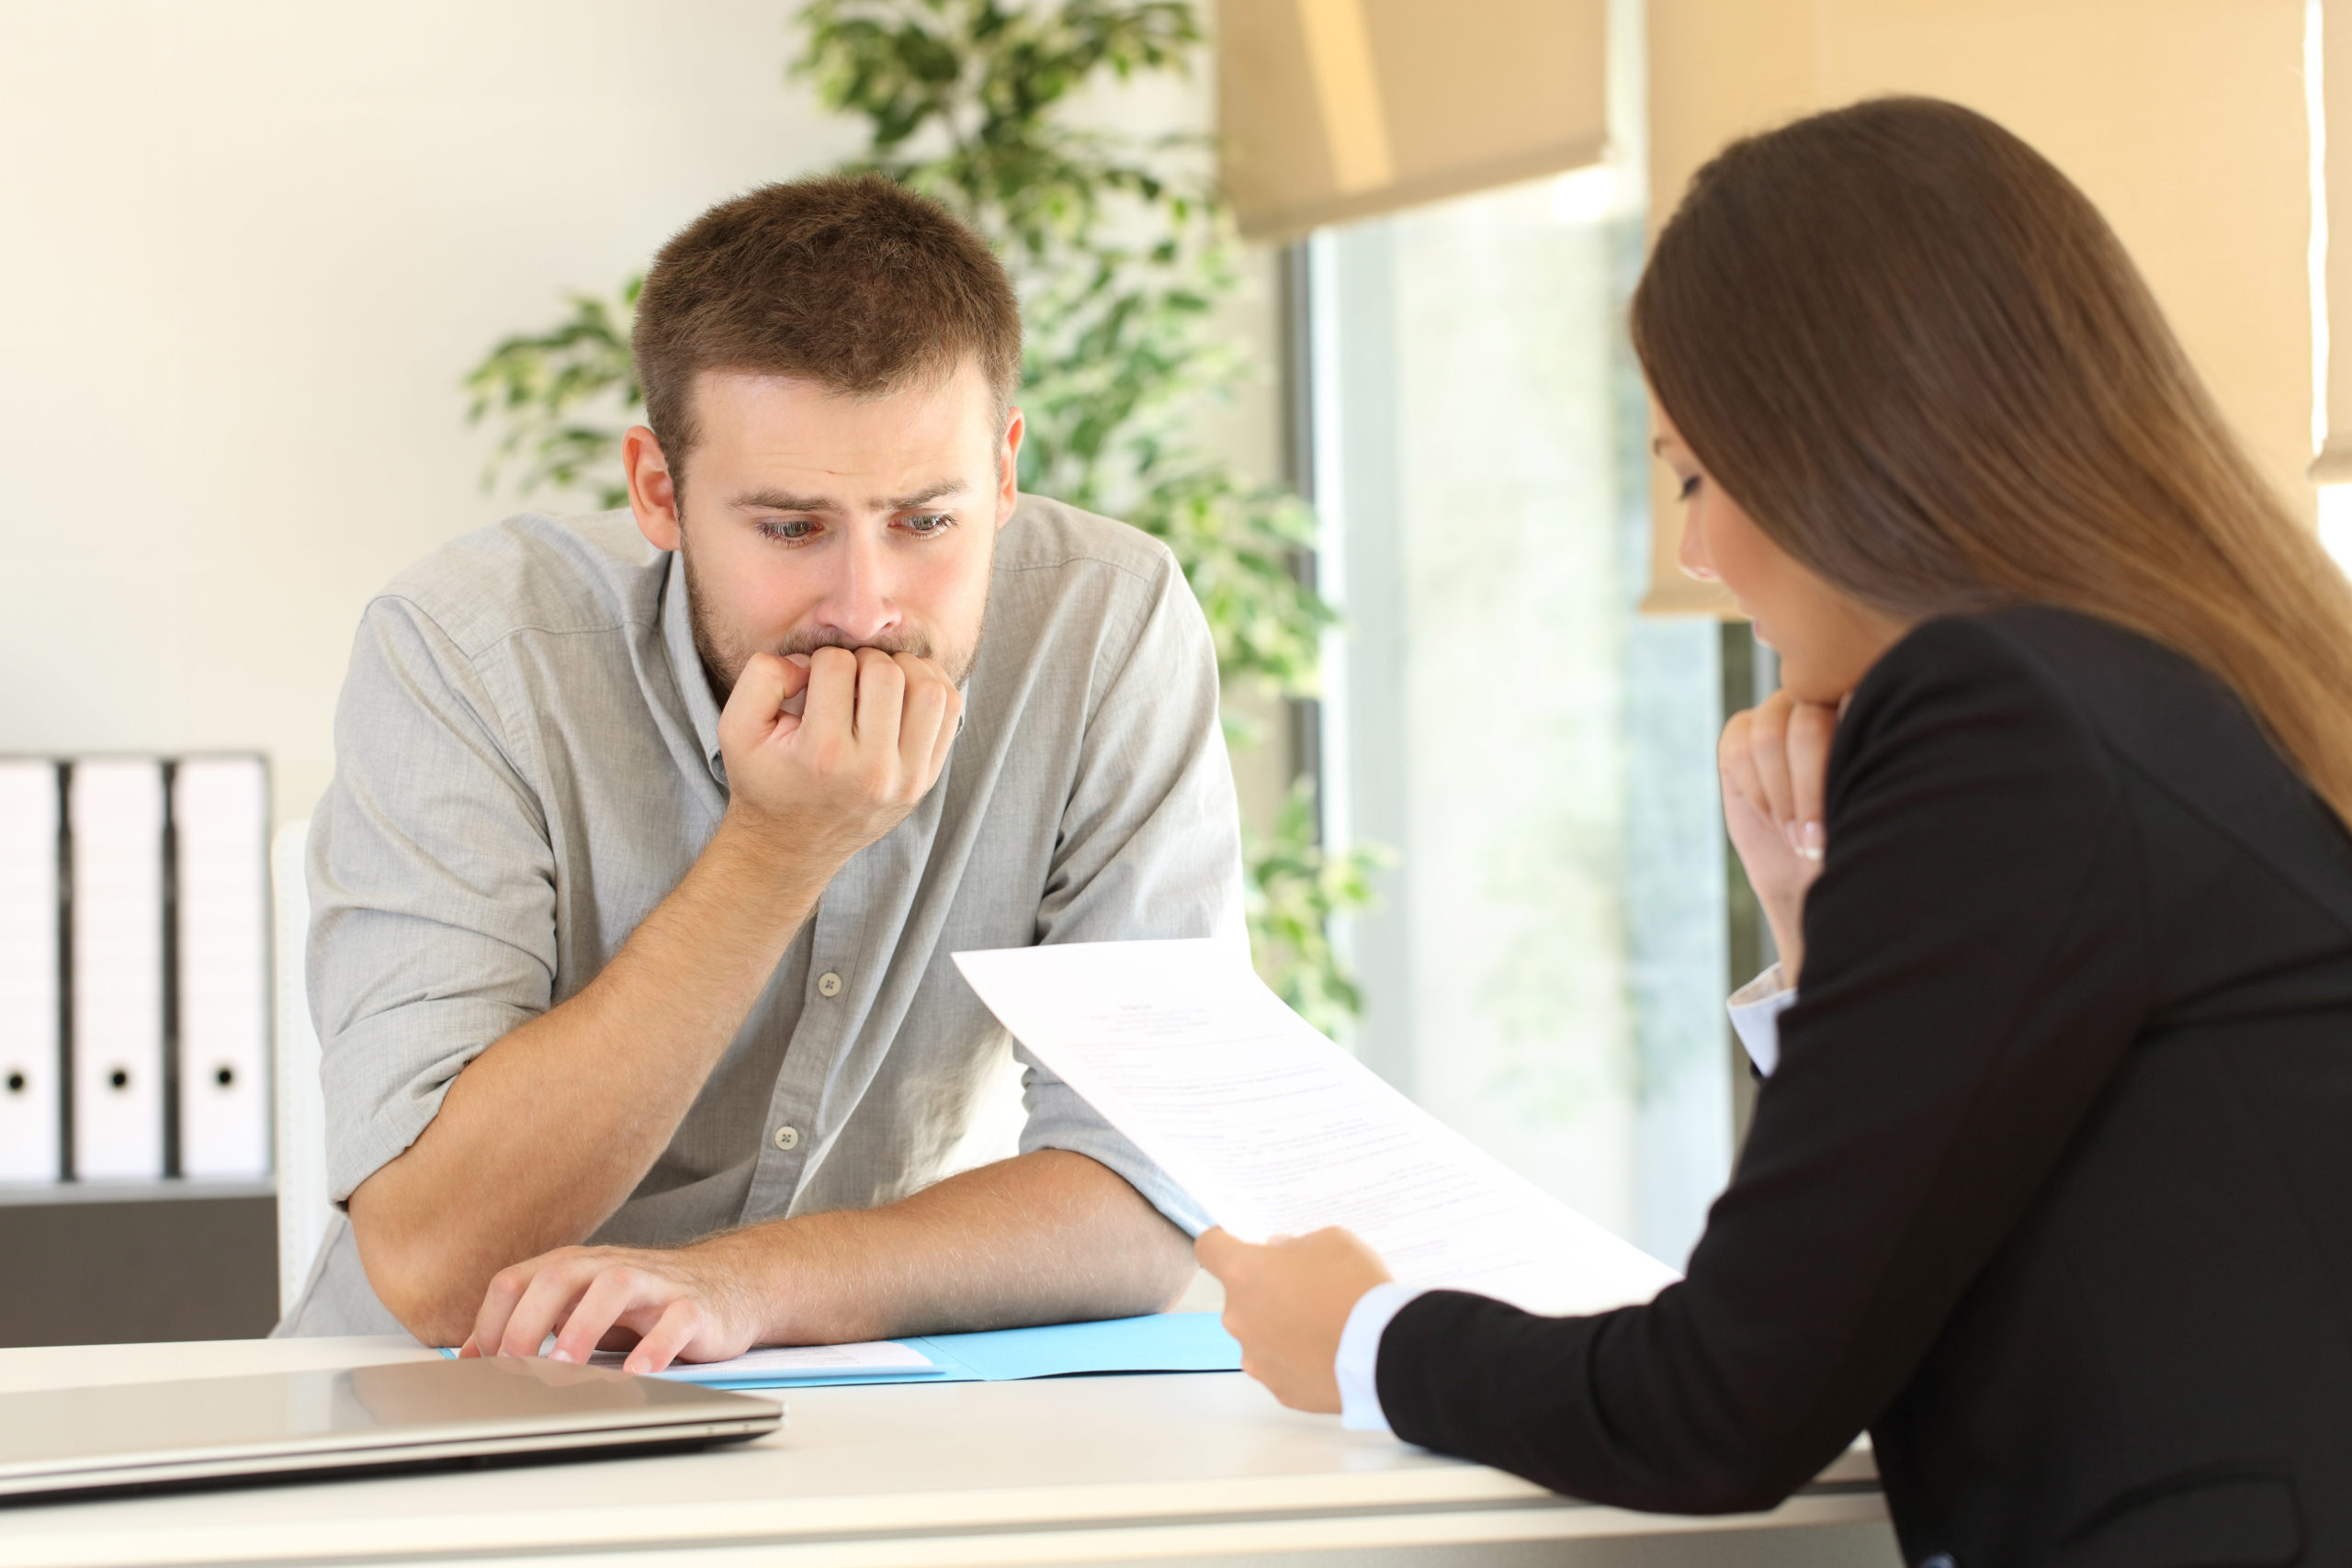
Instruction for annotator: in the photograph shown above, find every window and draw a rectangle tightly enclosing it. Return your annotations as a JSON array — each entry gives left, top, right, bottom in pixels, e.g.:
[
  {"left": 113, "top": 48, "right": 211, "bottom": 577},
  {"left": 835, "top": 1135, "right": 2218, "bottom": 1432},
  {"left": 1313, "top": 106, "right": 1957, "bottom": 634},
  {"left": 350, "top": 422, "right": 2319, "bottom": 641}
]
[{"left": 1305, "top": 168, "right": 1733, "bottom": 1267}]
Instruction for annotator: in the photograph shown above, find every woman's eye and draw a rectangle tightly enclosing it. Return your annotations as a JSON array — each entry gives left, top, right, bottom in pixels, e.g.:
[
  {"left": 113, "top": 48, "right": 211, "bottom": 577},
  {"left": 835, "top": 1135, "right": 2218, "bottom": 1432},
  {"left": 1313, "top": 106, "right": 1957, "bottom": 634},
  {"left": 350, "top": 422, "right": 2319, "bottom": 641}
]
[{"left": 1677, "top": 473, "right": 1702, "bottom": 502}]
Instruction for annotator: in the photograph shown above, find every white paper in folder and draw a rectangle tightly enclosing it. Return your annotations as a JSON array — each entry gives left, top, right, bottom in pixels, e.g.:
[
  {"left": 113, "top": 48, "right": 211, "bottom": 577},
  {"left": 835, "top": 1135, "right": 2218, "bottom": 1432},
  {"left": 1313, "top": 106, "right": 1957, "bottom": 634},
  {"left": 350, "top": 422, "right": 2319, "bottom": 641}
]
[{"left": 953, "top": 939, "right": 1679, "bottom": 1317}]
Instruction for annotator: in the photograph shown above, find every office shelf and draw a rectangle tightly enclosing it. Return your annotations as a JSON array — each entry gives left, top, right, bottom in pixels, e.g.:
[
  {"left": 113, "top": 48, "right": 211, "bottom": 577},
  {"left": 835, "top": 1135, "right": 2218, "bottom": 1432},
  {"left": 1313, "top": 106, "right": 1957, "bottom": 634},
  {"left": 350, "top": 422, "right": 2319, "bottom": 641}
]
[
  {"left": 0, "top": 1179, "right": 274, "bottom": 1208},
  {"left": 0, "top": 1182, "right": 278, "bottom": 1346}
]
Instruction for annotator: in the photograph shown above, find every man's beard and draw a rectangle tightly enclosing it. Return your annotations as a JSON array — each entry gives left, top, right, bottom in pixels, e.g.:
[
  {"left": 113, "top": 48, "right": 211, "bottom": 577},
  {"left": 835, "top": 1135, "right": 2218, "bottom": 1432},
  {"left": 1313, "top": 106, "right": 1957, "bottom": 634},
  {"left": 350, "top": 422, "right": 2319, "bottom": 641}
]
[{"left": 680, "top": 530, "right": 990, "bottom": 706}]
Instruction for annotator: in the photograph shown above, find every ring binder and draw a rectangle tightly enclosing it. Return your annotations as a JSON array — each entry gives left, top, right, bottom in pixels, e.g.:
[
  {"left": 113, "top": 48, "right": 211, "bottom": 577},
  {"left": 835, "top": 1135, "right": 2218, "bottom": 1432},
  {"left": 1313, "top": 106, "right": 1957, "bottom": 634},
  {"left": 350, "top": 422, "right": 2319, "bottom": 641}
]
[
  {"left": 0, "top": 761, "right": 62, "bottom": 1183},
  {"left": 175, "top": 757, "right": 271, "bottom": 1179},
  {"left": 68, "top": 760, "right": 167, "bottom": 1180}
]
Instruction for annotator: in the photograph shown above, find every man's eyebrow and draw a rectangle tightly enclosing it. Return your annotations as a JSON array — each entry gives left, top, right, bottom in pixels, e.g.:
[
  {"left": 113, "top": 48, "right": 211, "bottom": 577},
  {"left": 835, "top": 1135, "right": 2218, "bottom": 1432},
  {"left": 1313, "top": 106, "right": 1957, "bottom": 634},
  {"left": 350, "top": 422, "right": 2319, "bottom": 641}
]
[
  {"left": 729, "top": 480, "right": 971, "bottom": 513},
  {"left": 883, "top": 480, "right": 968, "bottom": 511},
  {"left": 733, "top": 489, "right": 838, "bottom": 513}
]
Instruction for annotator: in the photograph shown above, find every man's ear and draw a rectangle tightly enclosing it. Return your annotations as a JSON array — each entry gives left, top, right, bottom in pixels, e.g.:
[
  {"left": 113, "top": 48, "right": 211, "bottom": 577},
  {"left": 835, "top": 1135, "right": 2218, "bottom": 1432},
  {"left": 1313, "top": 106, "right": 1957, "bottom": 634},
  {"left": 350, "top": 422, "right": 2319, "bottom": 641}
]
[
  {"left": 995, "top": 408, "right": 1024, "bottom": 530},
  {"left": 625, "top": 425, "right": 682, "bottom": 550}
]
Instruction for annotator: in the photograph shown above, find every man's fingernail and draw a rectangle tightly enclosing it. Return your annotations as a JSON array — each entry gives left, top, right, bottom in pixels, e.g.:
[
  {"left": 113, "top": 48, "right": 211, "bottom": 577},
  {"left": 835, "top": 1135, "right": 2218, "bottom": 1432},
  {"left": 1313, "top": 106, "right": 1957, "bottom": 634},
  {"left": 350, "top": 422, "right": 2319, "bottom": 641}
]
[{"left": 548, "top": 1348, "right": 573, "bottom": 1363}]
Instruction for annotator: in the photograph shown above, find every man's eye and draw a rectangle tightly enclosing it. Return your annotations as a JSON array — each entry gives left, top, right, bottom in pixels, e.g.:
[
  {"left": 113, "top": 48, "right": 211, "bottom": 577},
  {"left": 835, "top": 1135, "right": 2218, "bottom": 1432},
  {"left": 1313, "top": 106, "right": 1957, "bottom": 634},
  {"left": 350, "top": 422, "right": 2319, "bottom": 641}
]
[
  {"left": 759, "top": 519, "right": 816, "bottom": 542},
  {"left": 903, "top": 513, "right": 955, "bottom": 536}
]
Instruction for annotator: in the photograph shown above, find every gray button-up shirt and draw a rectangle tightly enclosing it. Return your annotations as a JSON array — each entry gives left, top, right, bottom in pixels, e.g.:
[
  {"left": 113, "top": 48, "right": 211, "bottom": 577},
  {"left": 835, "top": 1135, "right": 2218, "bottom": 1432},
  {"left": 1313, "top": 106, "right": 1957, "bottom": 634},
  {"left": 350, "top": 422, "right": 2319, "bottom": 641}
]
[{"left": 282, "top": 499, "right": 1241, "bottom": 1337}]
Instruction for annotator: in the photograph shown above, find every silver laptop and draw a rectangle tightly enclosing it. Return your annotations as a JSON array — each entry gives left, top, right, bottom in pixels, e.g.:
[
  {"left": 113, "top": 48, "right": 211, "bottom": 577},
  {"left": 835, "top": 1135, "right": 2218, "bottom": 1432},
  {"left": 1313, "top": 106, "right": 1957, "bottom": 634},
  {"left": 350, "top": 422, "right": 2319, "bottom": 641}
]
[{"left": 0, "top": 1356, "right": 782, "bottom": 1500}]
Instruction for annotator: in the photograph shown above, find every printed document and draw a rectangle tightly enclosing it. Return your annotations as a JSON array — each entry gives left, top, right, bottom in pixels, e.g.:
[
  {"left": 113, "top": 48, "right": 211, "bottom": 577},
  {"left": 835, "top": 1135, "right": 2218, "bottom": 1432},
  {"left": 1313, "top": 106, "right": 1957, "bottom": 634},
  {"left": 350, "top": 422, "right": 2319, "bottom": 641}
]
[
  {"left": 589, "top": 1340, "right": 941, "bottom": 1383},
  {"left": 955, "top": 940, "right": 1679, "bottom": 1317}
]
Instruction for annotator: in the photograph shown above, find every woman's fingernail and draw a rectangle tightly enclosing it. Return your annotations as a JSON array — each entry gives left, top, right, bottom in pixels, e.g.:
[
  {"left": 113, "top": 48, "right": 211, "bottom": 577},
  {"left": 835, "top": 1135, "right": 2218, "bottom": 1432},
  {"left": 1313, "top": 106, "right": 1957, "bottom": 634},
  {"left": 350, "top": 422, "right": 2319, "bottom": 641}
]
[
  {"left": 1799, "top": 821, "right": 1826, "bottom": 859},
  {"left": 548, "top": 1348, "right": 573, "bottom": 1363}
]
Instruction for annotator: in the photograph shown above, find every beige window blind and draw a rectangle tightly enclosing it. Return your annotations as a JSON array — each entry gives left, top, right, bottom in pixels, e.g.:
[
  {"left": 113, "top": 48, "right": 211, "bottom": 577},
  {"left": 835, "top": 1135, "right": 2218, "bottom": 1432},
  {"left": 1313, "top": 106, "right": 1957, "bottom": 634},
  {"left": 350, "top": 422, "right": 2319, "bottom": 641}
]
[
  {"left": 1640, "top": 0, "right": 2312, "bottom": 616},
  {"left": 2315, "top": 0, "right": 2352, "bottom": 486},
  {"left": 1646, "top": 1, "right": 2304, "bottom": 620},
  {"left": 1218, "top": 0, "right": 1609, "bottom": 241}
]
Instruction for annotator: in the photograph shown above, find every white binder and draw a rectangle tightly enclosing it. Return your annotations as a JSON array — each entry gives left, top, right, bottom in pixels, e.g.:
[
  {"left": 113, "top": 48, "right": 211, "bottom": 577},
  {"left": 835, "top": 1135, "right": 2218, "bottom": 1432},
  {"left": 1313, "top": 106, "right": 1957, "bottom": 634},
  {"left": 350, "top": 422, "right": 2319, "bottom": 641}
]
[
  {"left": 69, "top": 759, "right": 166, "bottom": 1180},
  {"left": 174, "top": 757, "right": 271, "bottom": 1179},
  {"left": 0, "top": 761, "right": 62, "bottom": 1183}
]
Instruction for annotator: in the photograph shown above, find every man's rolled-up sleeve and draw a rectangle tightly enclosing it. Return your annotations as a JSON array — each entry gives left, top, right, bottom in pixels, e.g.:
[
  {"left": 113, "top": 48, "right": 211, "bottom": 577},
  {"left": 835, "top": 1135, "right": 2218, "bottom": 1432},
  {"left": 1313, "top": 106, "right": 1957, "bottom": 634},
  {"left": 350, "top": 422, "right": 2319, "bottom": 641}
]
[
  {"left": 309, "top": 597, "right": 558, "bottom": 1203},
  {"left": 1015, "top": 550, "right": 1246, "bottom": 1236}
]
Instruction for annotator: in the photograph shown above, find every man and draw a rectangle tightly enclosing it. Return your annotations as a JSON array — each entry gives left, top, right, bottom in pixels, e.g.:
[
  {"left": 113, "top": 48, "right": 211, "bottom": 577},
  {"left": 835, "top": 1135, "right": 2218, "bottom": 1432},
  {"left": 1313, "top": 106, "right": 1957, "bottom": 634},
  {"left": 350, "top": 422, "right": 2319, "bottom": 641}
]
[{"left": 281, "top": 175, "right": 1239, "bottom": 1365}]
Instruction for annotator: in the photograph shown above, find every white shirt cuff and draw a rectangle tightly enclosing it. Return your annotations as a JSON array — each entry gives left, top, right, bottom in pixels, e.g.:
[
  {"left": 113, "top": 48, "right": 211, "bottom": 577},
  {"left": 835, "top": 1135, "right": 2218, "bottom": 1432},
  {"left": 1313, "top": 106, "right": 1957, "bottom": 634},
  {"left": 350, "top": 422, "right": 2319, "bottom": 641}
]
[
  {"left": 1727, "top": 963, "right": 1796, "bottom": 1077},
  {"left": 1335, "top": 1280, "right": 1422, "bottom": 1433}
]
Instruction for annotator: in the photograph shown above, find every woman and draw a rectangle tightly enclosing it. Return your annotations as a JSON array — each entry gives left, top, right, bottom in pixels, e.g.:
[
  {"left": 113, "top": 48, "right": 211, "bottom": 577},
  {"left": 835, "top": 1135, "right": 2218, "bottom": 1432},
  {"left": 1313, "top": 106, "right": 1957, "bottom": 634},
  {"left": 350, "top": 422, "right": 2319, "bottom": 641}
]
[{"left": 1199, "top": 96, "right": 2352, "bottom": 1565}]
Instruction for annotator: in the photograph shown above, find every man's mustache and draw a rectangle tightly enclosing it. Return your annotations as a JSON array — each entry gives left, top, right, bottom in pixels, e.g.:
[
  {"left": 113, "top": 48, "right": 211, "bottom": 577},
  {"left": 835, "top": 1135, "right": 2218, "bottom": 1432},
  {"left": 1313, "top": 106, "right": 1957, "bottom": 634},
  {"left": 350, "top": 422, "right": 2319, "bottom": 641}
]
[
  {"left": 775, "top": 632, "right": 936, "bottom": 660},
  {"left": 771, "top": 637, "right": 940, "bottom": 717}
]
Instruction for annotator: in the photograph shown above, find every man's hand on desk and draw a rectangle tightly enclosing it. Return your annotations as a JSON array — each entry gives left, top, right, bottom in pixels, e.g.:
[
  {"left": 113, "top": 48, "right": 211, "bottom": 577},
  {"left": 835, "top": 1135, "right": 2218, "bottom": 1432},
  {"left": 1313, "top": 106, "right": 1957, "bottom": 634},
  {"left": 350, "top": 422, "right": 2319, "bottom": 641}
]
[
  {"left": 454, "top": 1152, "right": 1197, "bottom": 1370},
  {"left": 1197, "top": 1226, "right": 1392, "bottom": 1416},
  {"left": 460, "top": 1234, "right": 775, "bottom": 1372}
]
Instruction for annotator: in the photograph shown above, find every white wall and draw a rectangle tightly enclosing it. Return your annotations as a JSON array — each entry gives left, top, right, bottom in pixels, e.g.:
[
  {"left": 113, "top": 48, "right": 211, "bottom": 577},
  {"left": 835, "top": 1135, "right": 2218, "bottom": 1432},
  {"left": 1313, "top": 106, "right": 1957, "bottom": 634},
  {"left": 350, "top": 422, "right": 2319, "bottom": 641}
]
[
  {"left": 0, "top": 1, "right": 861, "bottom": 821},
  {"left": 0, "top": 1, "right": 1288, "bottom": 828}
]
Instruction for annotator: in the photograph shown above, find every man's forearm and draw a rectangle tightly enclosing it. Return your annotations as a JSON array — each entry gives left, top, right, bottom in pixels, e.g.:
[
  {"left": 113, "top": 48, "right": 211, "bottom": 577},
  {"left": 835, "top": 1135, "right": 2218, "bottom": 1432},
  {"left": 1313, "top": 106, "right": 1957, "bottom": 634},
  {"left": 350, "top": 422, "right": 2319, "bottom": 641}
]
[
  {"left": 713, "top": 1150, "right": 1196, "bottom": 1344},
  {"left": 351, "top": 813, "right": 831, "bottom": 1342}
]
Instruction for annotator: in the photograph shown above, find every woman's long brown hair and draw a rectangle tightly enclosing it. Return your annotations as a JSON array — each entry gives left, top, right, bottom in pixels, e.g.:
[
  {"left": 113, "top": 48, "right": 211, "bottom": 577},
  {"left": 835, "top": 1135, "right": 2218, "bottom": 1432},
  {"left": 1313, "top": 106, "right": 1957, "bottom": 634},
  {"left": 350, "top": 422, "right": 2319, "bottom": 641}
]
[{"left": 1633, "top": 96, "right": 2352, "bottom": 828}]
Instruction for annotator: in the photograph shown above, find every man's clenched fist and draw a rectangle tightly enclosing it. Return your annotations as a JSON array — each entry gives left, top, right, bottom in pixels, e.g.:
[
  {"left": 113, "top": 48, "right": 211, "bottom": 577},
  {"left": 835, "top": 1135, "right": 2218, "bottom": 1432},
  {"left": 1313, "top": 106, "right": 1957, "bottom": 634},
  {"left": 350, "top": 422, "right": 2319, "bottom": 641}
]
[{"left": 717, "top": 645, "right": 964, "bottom": 867}]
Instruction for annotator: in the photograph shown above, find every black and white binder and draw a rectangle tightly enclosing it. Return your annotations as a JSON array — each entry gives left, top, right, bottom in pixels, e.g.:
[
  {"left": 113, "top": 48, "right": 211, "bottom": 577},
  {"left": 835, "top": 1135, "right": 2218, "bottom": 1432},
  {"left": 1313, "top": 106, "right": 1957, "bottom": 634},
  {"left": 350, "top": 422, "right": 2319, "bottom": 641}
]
[
  {"left": 174, "top": 756, "right": 271, "bottom": 1179},
  {"left": 0, "top": 761, "right": 62, "bottom": 1183},
  {"left": 69, "top": 759, "right": 167, "bottom": 1180}
]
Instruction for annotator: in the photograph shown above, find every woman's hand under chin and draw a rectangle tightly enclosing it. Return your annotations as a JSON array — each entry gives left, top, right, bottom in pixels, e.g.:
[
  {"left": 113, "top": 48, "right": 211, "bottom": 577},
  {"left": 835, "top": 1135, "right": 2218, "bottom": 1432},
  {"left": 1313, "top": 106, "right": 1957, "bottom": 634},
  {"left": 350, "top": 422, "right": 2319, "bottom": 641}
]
[
  {"left": 1719, "top": 687, "right": 1845, "bottom": 986},
  {"left": 1196, "top": 1227, "right": 1393, "bottom": 1414}
]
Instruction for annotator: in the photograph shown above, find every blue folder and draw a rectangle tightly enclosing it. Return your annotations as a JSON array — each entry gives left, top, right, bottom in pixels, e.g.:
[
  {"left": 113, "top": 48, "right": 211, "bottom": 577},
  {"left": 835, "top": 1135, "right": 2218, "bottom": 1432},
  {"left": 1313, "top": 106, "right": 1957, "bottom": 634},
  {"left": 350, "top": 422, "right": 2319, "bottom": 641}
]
[
  {"left": 441, "top": 1311, "right": 1242, "bottom": 1390},
  {"left": 700, "top": 1311, "right": 1242, "bottom": 1390}
]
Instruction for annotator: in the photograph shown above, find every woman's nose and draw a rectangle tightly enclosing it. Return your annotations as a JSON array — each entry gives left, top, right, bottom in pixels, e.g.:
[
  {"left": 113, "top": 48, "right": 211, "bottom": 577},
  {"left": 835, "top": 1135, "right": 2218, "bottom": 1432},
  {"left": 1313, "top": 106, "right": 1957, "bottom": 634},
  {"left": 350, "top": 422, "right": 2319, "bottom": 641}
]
[{"left": 1677, "top": 511, "right": 1717, "bottom": 582}]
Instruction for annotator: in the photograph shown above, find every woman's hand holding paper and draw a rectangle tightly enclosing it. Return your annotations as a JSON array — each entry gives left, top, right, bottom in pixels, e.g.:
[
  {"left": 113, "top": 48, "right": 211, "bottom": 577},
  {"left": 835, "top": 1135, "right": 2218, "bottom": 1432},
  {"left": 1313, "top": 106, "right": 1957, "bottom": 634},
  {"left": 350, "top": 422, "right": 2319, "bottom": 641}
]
[{"left": 1197, "top": 1226, "right": 1394, "bottom": 1414}]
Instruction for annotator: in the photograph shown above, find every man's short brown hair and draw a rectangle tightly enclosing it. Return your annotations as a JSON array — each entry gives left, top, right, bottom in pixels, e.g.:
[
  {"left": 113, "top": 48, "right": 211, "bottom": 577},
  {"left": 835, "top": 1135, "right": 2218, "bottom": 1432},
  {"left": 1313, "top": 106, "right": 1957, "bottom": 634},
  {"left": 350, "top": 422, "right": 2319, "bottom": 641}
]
[{"left": 632, "top": 175, "right": 1023, "bottom": 475}]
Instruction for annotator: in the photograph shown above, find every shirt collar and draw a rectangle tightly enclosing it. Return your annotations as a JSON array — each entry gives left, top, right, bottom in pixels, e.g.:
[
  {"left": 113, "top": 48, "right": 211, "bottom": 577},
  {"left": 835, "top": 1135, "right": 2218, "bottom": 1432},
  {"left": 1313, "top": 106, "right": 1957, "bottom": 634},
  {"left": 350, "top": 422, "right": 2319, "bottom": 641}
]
[{"left": 660, "top": 550, "right": 728, "bottom": 784}]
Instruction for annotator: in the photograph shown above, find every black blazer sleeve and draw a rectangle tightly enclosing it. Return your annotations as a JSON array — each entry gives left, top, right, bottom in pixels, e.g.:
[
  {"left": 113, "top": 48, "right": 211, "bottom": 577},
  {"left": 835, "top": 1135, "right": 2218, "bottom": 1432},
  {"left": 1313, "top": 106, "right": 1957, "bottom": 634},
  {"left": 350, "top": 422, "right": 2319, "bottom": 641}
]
[{"left": 1374, "top": 616, "right": 2151, "bottom": 1513}]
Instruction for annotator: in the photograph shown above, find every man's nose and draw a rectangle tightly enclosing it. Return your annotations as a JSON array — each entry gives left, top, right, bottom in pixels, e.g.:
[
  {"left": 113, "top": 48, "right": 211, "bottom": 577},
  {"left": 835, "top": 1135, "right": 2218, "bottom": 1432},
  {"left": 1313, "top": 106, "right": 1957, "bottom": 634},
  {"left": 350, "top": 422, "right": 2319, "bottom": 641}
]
[{"left": 809, "top": 525, "right": 903, "bottom": 644}]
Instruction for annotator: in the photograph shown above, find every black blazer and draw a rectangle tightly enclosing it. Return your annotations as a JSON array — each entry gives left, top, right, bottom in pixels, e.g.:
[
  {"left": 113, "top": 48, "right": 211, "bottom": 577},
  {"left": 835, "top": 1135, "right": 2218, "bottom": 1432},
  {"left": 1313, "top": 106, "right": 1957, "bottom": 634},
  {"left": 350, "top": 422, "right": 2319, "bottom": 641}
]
[{"left": 1375, "top": 608, "right": 2352, "bottom": 1567}]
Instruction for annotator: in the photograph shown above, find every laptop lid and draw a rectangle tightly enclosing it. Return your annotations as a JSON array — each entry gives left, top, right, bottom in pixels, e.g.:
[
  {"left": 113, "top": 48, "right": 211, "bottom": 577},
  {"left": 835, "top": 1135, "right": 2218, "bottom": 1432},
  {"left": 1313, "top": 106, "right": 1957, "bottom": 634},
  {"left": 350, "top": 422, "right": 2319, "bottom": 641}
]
[{"left": 0, "top": 1355, "right": 781, "bottom": 1500}]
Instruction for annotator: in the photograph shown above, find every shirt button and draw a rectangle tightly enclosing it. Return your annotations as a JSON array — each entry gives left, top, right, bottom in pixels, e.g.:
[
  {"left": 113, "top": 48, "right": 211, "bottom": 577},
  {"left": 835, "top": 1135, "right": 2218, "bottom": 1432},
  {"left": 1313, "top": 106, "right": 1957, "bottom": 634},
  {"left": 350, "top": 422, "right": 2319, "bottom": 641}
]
[
  {"left": 773, "top": 1125, "right": 800, "bottom": 1152},
  {"left": 816, "top": 971, "right": 843, "bottom": 998}
]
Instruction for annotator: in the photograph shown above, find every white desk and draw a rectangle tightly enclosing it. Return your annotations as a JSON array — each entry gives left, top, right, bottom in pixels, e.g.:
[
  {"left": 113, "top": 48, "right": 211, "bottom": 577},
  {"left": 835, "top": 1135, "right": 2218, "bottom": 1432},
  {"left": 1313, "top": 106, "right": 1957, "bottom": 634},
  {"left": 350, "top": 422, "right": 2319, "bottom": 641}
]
[{"left": 0, "top": 1337, "right": 1899, "bottom": 1567}]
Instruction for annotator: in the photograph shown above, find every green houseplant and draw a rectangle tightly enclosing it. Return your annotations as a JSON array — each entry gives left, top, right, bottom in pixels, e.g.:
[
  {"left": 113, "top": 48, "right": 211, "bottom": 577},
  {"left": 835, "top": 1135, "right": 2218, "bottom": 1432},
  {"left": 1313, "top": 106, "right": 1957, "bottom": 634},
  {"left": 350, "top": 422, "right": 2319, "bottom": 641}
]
[{"left": 465, "top": 0, "right": 1377, "bottom": 1028}]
